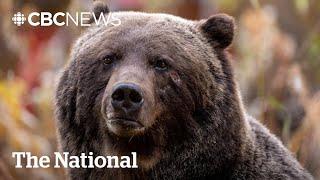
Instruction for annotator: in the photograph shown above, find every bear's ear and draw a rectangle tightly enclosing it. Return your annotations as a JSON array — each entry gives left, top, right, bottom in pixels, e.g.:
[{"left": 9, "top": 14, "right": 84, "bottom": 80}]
[
  {"left": 198, "top": 14, "right": 235, "bottom": 49},
  {"left": 88, "top": 1, "right": 110, "bottom": 24}
]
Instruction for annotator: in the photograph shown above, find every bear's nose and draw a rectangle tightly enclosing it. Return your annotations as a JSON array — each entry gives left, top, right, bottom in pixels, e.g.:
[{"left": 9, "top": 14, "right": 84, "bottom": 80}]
[{"left": 111, "top": 83, "right": 144, "bottom": 114}]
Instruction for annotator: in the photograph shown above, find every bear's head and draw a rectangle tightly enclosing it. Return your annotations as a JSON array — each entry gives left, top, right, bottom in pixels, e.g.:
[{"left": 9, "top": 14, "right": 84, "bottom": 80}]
[{"left": 56, "top": 3, "right": 247, "bottom": 172}]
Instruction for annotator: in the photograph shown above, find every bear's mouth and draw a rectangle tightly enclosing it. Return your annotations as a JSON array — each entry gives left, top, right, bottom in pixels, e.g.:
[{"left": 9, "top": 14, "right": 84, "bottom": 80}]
[
  {"left": 106, "top": 117, "right": 145, "bottom": 137},
  {"left": 108, "top": 117, "right": 142, "bottom": 128}
]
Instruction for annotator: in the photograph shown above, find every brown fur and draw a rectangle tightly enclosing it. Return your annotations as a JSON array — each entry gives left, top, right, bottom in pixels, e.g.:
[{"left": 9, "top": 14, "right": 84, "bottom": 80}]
[{"left": 55, "top": 8, "right": 312, "bottom": 179}]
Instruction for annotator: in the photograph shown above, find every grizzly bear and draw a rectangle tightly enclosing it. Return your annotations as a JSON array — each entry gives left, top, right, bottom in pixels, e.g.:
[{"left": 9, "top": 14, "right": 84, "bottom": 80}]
[{"left": 55, "top": 3, "right": 312, "bottom": 180}]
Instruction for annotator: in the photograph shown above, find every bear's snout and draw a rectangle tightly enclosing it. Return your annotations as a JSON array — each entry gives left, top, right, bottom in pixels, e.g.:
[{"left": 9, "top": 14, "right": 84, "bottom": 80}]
[
  {"left": 101, "top": 61, "right": 157, "bottom": 137},
  {"left": 103, "top": 82, "right": 147, "bottom": 137},
  {"left": 111, "top": 83, "right": 144, "bottom": 114}
]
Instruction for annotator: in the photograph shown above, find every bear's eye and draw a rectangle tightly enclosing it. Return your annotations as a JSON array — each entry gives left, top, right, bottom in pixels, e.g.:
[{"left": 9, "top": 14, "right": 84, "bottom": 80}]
[
  {"left": 102, "top": 53, "right": 118, "bottom": 65},
  {"left": 154, "top": 58, "right": 168, "bottom": 71}
]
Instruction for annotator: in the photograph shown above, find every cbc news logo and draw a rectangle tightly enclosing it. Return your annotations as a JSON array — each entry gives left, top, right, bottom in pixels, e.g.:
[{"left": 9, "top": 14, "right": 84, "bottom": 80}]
[
  {"left": 12, "top": 12, "right": 26, "bottom": 26},
  {"left": 11, "top": 12, "right": 121, "bottom": 27}
]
